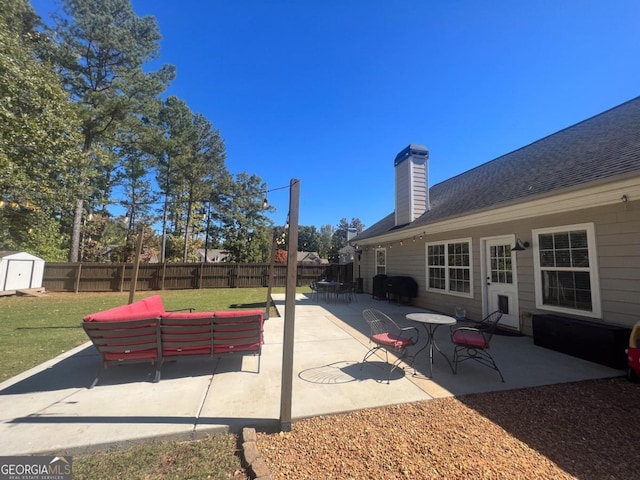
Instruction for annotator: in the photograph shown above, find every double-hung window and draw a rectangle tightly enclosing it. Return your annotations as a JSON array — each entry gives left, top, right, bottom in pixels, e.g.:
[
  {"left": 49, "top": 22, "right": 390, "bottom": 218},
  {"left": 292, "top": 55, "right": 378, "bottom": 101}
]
[
  {"left": 375, "top": 248, "right": 386, "bottom": 275},
  {"left": 533, "top": 223, "right": 601, "bottom": 318},
  {"left": 426, "top": 239, "right": 472, "bottom": 297}
]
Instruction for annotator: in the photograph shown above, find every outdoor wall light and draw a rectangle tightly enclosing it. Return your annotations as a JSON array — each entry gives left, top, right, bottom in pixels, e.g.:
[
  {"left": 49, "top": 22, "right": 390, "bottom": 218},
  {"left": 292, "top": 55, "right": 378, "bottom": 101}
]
[{"left": 511, "top": 239, "right": 530, "bottom": 251}]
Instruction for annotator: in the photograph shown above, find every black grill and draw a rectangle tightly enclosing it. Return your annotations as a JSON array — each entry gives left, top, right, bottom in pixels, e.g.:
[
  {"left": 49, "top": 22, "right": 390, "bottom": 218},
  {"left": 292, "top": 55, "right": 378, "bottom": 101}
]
[
  {"left": 385, "top": 276, "right": 418, "bottom": 304},
  {"left": 371, "top": 274, "right": 388, "bottom": 300}
]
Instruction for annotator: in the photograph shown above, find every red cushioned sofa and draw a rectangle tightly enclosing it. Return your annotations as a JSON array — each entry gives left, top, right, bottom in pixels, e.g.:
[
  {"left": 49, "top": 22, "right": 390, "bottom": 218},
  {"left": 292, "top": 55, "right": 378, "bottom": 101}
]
[{"left": 83, "top": 295, "right": 264, "bottom": 387}]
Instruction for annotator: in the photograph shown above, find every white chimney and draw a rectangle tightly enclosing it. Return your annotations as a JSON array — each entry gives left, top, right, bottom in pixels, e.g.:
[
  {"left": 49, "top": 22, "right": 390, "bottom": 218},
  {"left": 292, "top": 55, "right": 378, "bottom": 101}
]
[{"left": 394, "top": 144, "right": 429, "bottom": 226}]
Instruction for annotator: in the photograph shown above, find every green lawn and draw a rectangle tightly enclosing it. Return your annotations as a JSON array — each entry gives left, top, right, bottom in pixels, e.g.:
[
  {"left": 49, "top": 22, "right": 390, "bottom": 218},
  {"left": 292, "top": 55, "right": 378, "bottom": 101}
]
[
  {"left": 0, "top": 287, "right": 307, "bottom": 480},
  {"left": 73, "top": 434, "right": 246, "bottom": 480}
]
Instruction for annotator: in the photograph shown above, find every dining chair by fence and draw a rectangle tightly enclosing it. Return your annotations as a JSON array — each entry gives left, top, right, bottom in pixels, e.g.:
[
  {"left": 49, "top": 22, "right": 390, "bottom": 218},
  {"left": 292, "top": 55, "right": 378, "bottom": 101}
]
[
  {"left": 309, "top": 281, "right": 320, "bottom": 302},
  {"left": 347, "top": 282, "right": 358, "bottom": 303},
  {"left": 361, "top": 308, "right": 419, "bottom": 383},
  {"left": 336, "top": 282, "right": 357, "bottom": 303},
  {"left": 450, "top": 310, "right": 505, "bottom": 382}
]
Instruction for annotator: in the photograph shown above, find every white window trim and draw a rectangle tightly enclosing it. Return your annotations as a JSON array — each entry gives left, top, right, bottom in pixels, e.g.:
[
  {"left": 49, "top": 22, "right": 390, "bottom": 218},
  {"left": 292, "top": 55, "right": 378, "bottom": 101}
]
[
  {"left": 375, "top": 248, "right": 386, "bottom": 275},
  {"left": 425, "top": 237, "right": 473, "bottom": 298},
  {"left": 532, "top": 222, "right": 602, "bottom": 318}
]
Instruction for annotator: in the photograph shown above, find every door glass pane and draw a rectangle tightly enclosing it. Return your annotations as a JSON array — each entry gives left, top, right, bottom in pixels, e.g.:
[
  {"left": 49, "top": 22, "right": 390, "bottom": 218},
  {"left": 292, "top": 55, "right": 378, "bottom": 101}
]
[{"left": 490, "top": 243, "right": 513, "bottom": 284}]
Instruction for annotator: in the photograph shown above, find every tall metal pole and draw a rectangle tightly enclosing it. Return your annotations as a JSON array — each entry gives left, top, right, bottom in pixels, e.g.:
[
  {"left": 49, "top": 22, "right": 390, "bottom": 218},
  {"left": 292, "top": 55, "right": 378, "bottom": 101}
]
[
  {"left": 280, "top": 178, "right": 299, "bottom": 432},
  {"left": 265, "top": 230, "right": 278, "bottom": 320},
  {"left": 128, "top": 225, "right": 144, "bottom": 304},
  {"left": 204, "top": 199, "right": 211, "bottom": 263},
  {"left": 161, "top": 190, "right": 168, "bottom": 264},
  {"left": 161, "top": 163, "right": 171, "bottom": 264}
]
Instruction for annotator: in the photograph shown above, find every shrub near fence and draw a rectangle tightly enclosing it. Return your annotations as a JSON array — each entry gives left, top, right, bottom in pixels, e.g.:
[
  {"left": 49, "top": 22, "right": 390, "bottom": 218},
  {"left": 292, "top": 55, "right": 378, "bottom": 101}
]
[{"left": 43, "top": 262, "right": 353, "bottom": 293}]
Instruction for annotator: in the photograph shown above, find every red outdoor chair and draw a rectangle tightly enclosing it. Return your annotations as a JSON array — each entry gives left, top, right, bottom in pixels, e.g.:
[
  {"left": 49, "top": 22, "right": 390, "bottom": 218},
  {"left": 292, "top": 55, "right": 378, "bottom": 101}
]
[
  {"left": 450, "top": 310, "right": 505, "bottom": 382},
  {"left": 361, "top": 308, "right": 419, "bottom": 383}
]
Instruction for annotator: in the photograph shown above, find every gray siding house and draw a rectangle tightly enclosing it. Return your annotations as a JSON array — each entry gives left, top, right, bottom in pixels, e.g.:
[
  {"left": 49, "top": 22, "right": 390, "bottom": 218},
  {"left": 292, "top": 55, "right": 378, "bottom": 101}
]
[{"left": 353, "top": 97, "right": 640, "bottom": 336}]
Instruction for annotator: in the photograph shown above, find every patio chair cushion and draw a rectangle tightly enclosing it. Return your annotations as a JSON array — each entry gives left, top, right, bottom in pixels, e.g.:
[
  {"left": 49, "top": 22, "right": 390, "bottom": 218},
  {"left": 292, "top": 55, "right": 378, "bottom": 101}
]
[
  {"left": 213, "top": 310, "right": 264, "bottom": 319},
  {"left": 161, "top": 311, "right": 215, "bottom": 320},
  {"left": 160, "top": 312, "right": 213, "bottom": 334},
  {"left": 452, "top": 330, "right": 488, "bottom": 349},
  {"left": 83, "top": 295, "right": 165, "bottom": 322},
  {"left": 372, "top": 332, "right": 414, "bottom": 351}
]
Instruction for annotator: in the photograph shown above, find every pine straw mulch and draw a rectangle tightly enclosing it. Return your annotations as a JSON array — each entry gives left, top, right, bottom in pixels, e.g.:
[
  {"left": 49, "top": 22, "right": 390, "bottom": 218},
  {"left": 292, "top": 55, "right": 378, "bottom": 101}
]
[{"left": 257, "top": 377, "right": 640, "bottom": 479}]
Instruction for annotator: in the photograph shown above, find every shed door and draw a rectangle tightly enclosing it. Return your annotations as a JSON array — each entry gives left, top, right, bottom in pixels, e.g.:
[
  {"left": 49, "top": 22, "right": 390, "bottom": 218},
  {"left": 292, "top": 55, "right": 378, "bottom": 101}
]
[
  {"left": 483, "top": 237, "right": 520, "bottom": 330},
  {"left": 5, "top": 260, "right": 34, "bottom": 290}
]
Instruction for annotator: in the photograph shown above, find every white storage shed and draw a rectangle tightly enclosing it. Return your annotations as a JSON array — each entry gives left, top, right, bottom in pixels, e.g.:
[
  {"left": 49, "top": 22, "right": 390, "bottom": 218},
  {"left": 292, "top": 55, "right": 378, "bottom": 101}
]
[{"left": 0, "top": 251, "right": 45, "bottom": 293}]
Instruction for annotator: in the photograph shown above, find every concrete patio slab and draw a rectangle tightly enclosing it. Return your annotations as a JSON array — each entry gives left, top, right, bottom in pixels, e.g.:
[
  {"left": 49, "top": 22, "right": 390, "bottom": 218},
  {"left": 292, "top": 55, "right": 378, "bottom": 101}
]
[{"left": 0, "top": 292, "right": 624, "bottom": 456}]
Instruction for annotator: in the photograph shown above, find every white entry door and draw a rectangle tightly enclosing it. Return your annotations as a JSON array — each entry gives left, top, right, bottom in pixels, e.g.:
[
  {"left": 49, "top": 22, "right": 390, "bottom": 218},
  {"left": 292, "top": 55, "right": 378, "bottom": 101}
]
[{"left": 483, "top": 237, "right": 520, "bottom": 330}]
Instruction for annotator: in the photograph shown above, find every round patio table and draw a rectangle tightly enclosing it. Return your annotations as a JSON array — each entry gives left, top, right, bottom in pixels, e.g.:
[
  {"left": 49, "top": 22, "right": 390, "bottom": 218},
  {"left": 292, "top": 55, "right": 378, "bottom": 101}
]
[{"left": 406, "top": 313, "right": 456, "bottom": 377}]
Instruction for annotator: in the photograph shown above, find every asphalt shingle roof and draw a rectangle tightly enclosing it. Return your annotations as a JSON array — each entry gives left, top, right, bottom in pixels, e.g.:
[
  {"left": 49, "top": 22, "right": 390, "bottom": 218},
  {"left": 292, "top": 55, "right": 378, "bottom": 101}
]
[{"left": 357, "top": 96, "right": 640, "bottom": 241}]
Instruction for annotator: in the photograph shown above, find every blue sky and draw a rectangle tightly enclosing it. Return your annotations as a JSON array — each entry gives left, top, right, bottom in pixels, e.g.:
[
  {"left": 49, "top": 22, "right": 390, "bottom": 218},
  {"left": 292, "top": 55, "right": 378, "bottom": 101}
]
[{"left": 32, "top": 1, "right": 640, "bottom": 231}]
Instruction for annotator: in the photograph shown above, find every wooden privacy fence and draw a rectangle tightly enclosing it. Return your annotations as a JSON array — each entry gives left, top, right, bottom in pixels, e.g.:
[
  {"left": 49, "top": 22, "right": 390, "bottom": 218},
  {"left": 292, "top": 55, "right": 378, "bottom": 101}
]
[{"left": 43, "top": 262, "right": 353, "bottom": 293}]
